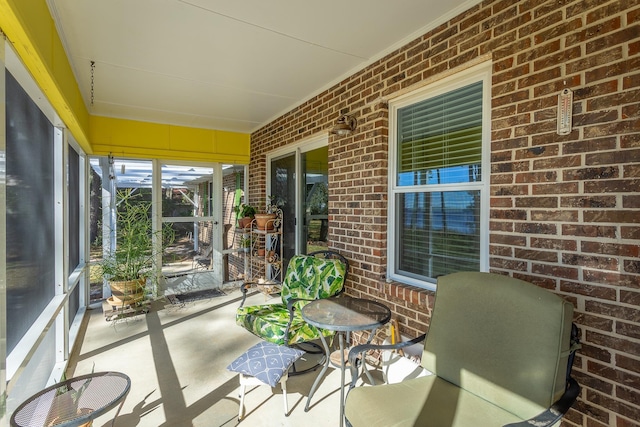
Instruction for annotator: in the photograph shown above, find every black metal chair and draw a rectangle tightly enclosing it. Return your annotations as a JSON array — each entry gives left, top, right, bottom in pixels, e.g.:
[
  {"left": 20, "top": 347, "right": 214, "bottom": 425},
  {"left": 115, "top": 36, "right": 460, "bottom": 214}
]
[{"left": 236, "top": 250, "right": 349, "bottom": 374}]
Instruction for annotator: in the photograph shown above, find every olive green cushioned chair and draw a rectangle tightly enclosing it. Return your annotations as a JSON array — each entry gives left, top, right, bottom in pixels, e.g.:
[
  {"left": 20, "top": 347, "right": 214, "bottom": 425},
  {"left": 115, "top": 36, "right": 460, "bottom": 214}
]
[
  {"left": 236, "top": 251, "right": 348, "bottom": 346},
  {"left": 345, "top": 272, "right": 580, "bottom": 427}
]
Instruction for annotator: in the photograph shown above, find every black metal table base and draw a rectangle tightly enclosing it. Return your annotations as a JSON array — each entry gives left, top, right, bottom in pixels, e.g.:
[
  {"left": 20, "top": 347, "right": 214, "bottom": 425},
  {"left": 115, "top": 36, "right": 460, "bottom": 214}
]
[{"left": 289, "top": 341, "right": 327, "bottom": 376}]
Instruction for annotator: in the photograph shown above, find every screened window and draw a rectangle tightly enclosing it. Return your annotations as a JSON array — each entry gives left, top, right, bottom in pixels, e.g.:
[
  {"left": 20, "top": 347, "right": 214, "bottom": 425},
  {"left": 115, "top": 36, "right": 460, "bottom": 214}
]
[
  {"left": 6, "top": 70, "right": 56, "bottom": 352},
  {"left": 69, "top": 146, "right": 80, "bottom": 274},
  {"left": 389, "top": 67, "right": 489, "bottom": 288}
]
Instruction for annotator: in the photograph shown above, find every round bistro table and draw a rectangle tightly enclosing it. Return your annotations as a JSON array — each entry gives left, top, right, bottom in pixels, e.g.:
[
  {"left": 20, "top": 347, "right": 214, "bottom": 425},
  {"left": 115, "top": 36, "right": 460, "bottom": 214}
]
[
  {"left": 10, "top": 371, "right": 130, "bottom": 427},
  {"left": 302, "top": 296, "right": 391, "bottom": 427}
]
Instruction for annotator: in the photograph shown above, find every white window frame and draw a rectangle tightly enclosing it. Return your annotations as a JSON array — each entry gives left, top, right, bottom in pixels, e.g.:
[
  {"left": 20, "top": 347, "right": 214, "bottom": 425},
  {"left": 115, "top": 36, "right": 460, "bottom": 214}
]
[
  {"left": 387, "top": 62, "right": 491, "bottom": 290},
  {"left": 2, "top": 40, "right": 90, "bottom": 406}
]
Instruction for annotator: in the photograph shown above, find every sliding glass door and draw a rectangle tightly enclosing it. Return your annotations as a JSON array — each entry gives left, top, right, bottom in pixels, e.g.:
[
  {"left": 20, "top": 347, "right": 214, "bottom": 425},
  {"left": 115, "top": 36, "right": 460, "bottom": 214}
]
[
  {"left": 302, "top": 146, "right": 329, "bottom": 253},
  {"left": 270, "top": 154, "right": 296, "bottom": 264},
  {"left": 268, "top": 136, "right": 328, "bottom": 268}
]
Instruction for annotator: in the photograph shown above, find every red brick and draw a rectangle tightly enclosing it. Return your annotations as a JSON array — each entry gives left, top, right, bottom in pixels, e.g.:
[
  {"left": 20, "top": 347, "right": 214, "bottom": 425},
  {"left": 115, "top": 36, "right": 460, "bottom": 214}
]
[
  {"left": 514, "top": 248, "right": 558, "bottom": 262},
  {"left": 564, "top": 137, "right": 617, "bottom": 154},
  {"left": 560, "top": 195, "right": 617, "bottom": 208},
  {"left": 514, "top": 196, "right": 557, "bottom": 208},
  {"left": 535, "top": 17, "right": 583, "bottom": 45},
  {"left": 589, "top": 25, "right": 636, "bottom": 58},
  {"left": 515, "top": 171, "right": 558, "bottom": 183},
  {"left": 585, "top": 150, "right": 640, "bottom": 165},
  {"left": 575, "top": 312, "right": 614, "bottom": 335},
  {"left": 564, "top": 166, "right": 619, "bottom": 181},
  {"left": 531, "top": 210, "right": 578, "bottom": 222},
  {"left": 514, "top": 222, "right": 557, "bottom": 235},
  {"left": 561, "top": 281, "right": 617, "bottom": 301},
  {"left": 532, "top": 182, "right": 580, "bottom": 195},
  {"left": 490, "top": 233, "right": 527, "bottom": 246},
  {"left": 584, "top": 178, "right": 640, "bottom": 193},
  {"left": 531, "top": 237, "right": 577, "bottom": 251},
  {"left": 531, "top": 263, "right": 578, "bottom": 280},
  {"left": 586, "top": 57, "right": 640, "bottom": 84},
  {"left": 533, "top": 154, "right": 581, "bottom": 170}
]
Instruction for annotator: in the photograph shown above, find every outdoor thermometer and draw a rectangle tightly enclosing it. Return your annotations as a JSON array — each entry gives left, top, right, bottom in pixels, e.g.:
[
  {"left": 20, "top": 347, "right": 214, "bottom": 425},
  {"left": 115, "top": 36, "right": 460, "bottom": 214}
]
[{"left": 557, "top": 88, "right": 573, "bottom": 135}]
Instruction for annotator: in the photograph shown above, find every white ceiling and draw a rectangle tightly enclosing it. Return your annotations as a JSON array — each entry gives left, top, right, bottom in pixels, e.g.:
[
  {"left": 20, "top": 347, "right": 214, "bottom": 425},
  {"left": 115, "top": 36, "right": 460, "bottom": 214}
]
[{"left": 48, "top": 0, "right": 480, "bottom": 134}]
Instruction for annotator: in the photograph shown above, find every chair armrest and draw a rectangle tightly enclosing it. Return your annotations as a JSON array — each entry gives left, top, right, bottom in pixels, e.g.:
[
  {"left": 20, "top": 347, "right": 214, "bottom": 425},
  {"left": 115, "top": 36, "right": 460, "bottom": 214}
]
[
  {"left": 347, "top": 333, "right": 427, "bottom": 389},
  {"left": 503, "top": 377, "right": 580, "bottom": 427},
  {"left": 285, "top": 296, "right": 315, "bottom": 313},
  {"left": 282, "top": 297, "right": 316, "bottom": 344}
]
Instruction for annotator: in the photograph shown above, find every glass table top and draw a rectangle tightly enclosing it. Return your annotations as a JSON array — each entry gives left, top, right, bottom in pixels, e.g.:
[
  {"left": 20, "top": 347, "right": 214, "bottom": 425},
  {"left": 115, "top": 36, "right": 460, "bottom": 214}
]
[{"left": 301, "top": 296, "right": 391, "bottom": 332}]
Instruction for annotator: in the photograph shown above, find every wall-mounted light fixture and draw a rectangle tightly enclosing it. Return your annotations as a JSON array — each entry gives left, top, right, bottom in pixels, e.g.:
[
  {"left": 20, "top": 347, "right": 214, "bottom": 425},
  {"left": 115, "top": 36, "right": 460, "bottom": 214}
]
[{"left": 331, "top": 114, "right": 357, "bottom": 136}]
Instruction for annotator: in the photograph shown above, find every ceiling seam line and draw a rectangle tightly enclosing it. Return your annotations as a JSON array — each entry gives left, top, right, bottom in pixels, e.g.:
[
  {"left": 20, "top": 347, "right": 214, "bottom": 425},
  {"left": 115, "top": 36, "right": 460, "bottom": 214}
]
[{"left": 176, "top": 0, "right": 368, "bottom": 60}]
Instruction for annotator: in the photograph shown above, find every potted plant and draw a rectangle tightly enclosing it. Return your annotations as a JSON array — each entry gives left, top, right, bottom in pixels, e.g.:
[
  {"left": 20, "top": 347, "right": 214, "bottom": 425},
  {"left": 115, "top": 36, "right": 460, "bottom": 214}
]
[
  {"left": 254, "top": 211, "right": 276, "bottom": 230},
  {"left": 254, "top": 195, "right": 283, "bottom": 230},
  {"left": 98, "top": 189, "right": 173, "bottom": 305},
  {"left": 46, "top": 365, "right": 95, "bottom": 426},
  {"left": 240, "top": 236, "right": 251, "bottom": 252},
  {"left": 235, "top": 203, "right": 256, "bottom": 229},
  {"left": 267, "top": 194, "right": 285, "bottom": 213}
]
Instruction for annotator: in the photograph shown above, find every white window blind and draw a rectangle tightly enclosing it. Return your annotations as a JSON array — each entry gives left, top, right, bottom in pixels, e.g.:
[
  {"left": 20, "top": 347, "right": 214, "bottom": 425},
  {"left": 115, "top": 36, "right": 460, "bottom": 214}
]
[
  {"left": 391, "top": 78, "right": 486, "bottom": 286},
  {"left": 397, "top": 81, "right": 483, "bottom": 186}
]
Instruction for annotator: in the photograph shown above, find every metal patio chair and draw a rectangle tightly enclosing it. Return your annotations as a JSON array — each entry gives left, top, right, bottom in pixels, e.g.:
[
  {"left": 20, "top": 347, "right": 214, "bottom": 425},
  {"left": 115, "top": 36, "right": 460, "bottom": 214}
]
[{"left": 345, "top": 272, "right": 581, "bottom": 427}]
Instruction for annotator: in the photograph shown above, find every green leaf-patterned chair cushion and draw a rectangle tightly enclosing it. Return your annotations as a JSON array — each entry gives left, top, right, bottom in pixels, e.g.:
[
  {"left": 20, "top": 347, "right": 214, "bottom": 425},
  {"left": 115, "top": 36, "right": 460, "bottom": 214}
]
[{"left": 236, "top": 252, "right": 348, "bottom": 346}]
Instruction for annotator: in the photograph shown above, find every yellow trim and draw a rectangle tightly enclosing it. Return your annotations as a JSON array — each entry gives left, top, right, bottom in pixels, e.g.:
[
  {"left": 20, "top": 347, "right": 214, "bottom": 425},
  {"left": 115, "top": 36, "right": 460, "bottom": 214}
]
[
  {"left": 1, "top": 0, "right": 251, "bottom": 164},
  {"left": 0, "top": 0, "right": 91, "bottom": 152},
  {"left": 90, "top": 116, "right": 250, "bottom": 164}
]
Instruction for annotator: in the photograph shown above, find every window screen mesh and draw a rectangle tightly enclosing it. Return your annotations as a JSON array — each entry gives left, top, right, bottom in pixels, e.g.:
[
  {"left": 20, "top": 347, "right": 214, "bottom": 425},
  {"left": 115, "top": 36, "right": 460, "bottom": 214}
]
[{"left": 6, "top": 71, "right": 56, "bottom": 353}]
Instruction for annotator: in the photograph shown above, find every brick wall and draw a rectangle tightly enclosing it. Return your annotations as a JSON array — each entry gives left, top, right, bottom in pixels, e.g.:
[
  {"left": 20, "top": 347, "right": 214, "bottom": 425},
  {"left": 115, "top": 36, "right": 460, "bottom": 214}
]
[{"left": 250, "top": 1, "right": 640, "bottom": 425}]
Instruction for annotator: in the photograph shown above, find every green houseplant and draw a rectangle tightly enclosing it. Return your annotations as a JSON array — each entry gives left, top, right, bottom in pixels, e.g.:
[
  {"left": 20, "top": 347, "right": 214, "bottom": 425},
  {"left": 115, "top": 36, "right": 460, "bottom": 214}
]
[
  {"left": 98, "top": 189, "right": 173, "bottom": 305},
  {"left": 240, "top": 235, "right": 251, "bottom": 253},
  {"left": 235, "top": 203, "right": 256, "bottom": 229},
  {"left": 46, "top": 365, "right": 96, "bottom": 426}
]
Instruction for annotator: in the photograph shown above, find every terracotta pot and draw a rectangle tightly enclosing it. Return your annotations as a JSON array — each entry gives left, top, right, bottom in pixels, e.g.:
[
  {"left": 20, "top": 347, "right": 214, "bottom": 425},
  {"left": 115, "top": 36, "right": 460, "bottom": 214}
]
[
  {"left": 257, "top": 248, "right": 265, "bottom": 256},
  {"left": 46, "top": 397, "right": 93, "bottom": 427},
  {"left": 254, "top": 213, "right": 276, "bottom": 230},
  {"left": 239, "top": 217, "right": 253, "bottom": 229},
  {"left": 48, "top": 415, "right": 92, "bottom": 427},
  {"left": 109, "top": 278, "right": 145, "bottom": 305}
]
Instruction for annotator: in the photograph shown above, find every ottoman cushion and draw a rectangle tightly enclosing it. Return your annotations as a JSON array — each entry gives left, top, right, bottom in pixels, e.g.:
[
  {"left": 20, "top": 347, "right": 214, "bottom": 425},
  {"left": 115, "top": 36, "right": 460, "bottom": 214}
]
[{"left": 227, "top": 342, "right": 304, "bottom": 387}]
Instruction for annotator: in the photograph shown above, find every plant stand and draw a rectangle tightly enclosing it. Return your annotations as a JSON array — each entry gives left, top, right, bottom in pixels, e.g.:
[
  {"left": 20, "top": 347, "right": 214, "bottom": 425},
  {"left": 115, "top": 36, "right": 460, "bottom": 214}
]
[
  {"left": 103, "top": 296, "right": 150, "bottom": 321},
  {"left": 248, "top": 207, "right": 283, "bottom": 284}
]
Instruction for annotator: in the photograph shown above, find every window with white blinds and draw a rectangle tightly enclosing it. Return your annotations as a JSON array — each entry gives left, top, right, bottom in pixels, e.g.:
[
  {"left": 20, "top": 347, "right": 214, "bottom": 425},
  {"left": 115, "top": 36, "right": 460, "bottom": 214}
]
[
  {"left": 397, "top": 81, "right": 482, "bottom": 186},
  {"left": 389, "top": 68, "right": 489, "bottom": 289}
]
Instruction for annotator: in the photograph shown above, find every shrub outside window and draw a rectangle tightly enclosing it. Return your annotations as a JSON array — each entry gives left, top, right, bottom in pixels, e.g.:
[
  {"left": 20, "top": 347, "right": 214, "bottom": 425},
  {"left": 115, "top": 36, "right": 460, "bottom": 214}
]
[{"left": 388, "top": 66, "right": 490, "bottom": 289}]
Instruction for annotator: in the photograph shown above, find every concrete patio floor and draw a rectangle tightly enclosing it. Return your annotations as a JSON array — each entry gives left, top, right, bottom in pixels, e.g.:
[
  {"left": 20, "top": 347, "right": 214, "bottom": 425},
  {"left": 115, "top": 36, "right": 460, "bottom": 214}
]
[{"left": 69, "top": 285, "right": 368, "bottom": 427}]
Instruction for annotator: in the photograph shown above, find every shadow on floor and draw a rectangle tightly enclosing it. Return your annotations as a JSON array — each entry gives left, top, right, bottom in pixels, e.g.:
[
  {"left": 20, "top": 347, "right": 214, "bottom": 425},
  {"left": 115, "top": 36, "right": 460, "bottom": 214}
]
[{"left": 72, "top": 288, "right": 355, "bottom": 427}]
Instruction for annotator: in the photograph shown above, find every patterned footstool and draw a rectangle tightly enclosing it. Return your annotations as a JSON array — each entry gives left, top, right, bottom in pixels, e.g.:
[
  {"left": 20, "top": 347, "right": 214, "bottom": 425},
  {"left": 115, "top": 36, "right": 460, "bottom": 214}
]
[{"left": 227, "top": 341, "right": 304, "bottom": 420}]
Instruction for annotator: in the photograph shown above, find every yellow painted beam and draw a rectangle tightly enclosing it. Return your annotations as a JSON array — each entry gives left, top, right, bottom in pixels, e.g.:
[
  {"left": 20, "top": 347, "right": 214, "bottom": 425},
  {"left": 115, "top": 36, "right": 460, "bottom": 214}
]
[
  {"left": 0, "top": 0, "right": 91, "bottom": 152},
  {"left": 90, "top": 116, "right": 250, "bottom": 164},
  {"left": 1, "top": 0, "right": 251, "bottom": 164}
]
